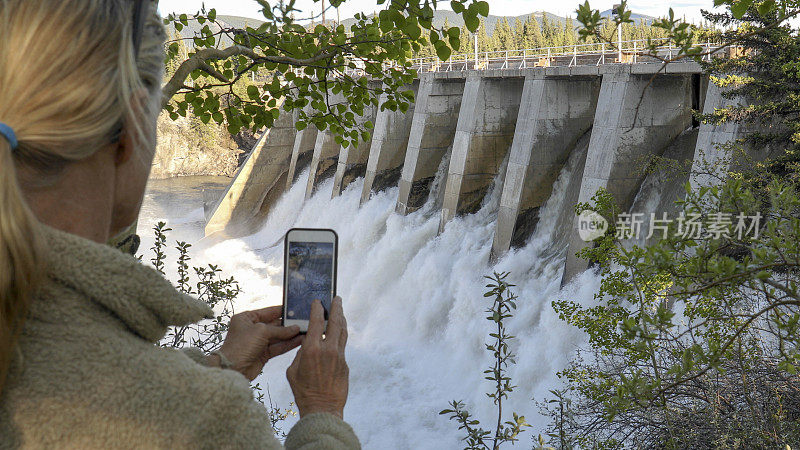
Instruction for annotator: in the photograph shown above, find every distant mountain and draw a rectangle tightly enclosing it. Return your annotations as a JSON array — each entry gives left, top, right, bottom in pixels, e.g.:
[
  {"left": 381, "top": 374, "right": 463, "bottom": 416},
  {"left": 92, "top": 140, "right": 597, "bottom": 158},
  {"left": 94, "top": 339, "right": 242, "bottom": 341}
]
[
  {"left": 599, "top": 9, "right": 656, "bottom": 25},
  {"left": 167, "top": 15, "right": 266, "bottom": 47},
  {"left": 172, "top": 10, "right": 657, "bottom": 43},
  {"left": 338, "top": 10, "right": 570, "bottom": 36}
]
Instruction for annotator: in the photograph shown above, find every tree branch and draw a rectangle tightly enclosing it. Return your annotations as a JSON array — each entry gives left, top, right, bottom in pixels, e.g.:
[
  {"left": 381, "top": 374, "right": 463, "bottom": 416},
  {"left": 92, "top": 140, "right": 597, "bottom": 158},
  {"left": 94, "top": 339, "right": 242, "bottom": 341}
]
[{"left": 162, "top": 45, "right": 339, "bottom": 108}]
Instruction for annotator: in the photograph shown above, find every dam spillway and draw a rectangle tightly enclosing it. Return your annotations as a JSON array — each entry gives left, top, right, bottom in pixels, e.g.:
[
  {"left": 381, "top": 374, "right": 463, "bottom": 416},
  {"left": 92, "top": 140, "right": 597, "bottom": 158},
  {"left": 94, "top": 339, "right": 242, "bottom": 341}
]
[{"left": 205, "top": 62, "right": 745, "bottom": 286}]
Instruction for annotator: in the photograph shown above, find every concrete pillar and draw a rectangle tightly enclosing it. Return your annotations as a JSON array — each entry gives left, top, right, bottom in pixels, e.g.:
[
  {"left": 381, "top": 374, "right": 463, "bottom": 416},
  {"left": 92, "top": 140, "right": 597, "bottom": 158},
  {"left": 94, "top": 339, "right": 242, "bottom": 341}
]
[
  {"left": 204, "top": 106, "right": 296, "bottom": 237},
  {"left": 359, "top": 81, "right": 419, "bottom": 205},
  {"left": 562, "top": 68, "right": 694, "bottom": 285},
  {"left": 689, "top": 81, "right": 746, "bottom": 189},
  {"left": 396, "top": 74, "right": 465, "bottom": 215},
  {"left": 490, "top": 75, "right": 601, "bottom": 261},
  {"left": 286, "top": 124, "right": 318, "bottom": 191},
  {"left": 331, "top": 102, "right": 379, "bottom": 198},
  {"left": 439, "top": 75, "right": 525, "bottom": 233},
  {"left": 305, "top": 130, "right": 341, "bottom": 199}
]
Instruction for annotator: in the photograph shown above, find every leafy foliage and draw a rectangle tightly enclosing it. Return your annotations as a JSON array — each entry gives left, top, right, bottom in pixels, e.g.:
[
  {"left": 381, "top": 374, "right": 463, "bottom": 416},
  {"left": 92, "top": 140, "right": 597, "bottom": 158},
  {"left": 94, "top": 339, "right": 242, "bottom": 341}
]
[
  {"left": 160, "top": 0, "right": 491, "bottom": 148},
  {"left": 145, "top": 222, "right": 294, "bottom": 439},
  {"left": 540, "top": 0, "right": 800, "bottom": 447},
  {"left": 148, "top": 222, "right": 238, "bottom": 352},
  {"left": 440, "top": 272, "right": 530, "bottom": 450},
  {"left": 547, "top": 169, "right": 800, "bottom": 447}
]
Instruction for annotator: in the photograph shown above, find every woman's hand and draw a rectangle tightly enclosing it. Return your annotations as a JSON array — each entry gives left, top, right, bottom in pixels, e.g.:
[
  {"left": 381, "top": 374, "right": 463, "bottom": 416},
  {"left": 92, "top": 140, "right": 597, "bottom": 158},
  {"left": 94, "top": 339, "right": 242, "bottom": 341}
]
[
  {"left": 287, "top": 297, "right": 350, "bottom": 419},
  {"left": 214, "top": 306, "right": 302, "bottom": 381}
]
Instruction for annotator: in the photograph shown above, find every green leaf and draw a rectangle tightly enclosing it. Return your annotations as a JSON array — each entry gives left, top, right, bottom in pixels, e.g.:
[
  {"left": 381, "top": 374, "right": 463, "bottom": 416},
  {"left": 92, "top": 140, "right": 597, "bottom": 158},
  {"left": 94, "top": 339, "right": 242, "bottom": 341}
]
[
  {"left": 227, "top": 123, "right": 241, "bottom": 135},
  {"left": 475, "top": 1, "right": 490, "bottom": 16},
  {"left": 435, "top": 42, "right": 452, "bottom": 61},
  {"left": 464, "top": 13, "right": 479, "bottom": 32},
  {"left": 403, "top": 21, "right": 422, "bottom": 40},
  {"left": 449, "top": 36, "right": 461, "bottom": 51},
  {"left": 246, "top": 85, "right": 260, "bottom": 100},
  {"left": 757, "top": 0, "right": 776, "bottom": 15},
  {"left": 731, "top": 0, "right": 755, "bottom": 18}
]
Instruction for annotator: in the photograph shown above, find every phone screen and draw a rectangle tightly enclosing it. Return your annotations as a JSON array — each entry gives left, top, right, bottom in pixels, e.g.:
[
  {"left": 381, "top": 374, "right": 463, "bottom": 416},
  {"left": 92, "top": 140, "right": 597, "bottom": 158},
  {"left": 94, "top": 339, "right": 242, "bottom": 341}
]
[{"left": 285, "top": 241, "right": 334, "bottom": 321}]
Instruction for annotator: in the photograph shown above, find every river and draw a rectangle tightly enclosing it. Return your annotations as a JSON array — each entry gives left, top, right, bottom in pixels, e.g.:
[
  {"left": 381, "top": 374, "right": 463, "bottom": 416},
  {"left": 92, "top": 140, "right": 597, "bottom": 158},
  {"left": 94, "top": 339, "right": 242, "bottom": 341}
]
[{"left": 137, "top": 166, "right": 601, "bottom": 448}]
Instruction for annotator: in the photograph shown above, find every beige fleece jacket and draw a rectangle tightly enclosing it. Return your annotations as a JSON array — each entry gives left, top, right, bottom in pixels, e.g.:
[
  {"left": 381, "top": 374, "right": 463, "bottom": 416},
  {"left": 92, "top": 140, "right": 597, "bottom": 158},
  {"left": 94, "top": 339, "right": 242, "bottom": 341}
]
[{"left": 0, "top": 225, "right": 360, "bottom": 449}]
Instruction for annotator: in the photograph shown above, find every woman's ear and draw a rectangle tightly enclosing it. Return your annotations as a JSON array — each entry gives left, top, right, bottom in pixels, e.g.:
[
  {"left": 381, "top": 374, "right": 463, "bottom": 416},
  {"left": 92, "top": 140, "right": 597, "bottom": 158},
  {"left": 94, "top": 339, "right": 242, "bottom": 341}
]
[
  {"left": 116, "top": 87, "right": 157, "bottom": 167},
  {"left": 115, "top": 131, "right": 133, "bottom": 166}
]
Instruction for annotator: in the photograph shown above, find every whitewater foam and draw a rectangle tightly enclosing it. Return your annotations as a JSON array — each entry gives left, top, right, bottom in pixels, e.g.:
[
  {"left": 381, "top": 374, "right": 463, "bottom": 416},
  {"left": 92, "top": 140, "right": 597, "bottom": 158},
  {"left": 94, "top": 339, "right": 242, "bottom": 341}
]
[{"left": 140, "top": 160, "right": 600, "bottom": 448}]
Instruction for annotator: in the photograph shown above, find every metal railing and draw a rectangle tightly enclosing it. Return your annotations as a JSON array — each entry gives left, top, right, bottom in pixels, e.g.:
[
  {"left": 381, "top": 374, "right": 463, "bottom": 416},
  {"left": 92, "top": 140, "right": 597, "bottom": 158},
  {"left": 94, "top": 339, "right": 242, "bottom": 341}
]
[{"left": 338, "top": 39, "right": 738, "bottom": 77}]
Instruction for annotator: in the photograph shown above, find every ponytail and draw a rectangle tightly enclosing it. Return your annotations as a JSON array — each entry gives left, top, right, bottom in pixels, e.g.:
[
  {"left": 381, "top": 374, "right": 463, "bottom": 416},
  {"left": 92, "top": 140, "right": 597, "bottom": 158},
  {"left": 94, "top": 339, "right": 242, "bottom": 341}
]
[
  {"left": 0, "top": 0, "right": 165, "bottom": 395},
  {"left": 0, "top": 136, "right": 44, "bottom": 394}
]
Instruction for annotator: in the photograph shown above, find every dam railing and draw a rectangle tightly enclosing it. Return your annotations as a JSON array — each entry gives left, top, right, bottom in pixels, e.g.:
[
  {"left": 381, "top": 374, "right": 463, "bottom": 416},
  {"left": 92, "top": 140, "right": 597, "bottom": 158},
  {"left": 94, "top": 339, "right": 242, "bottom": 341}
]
[{"left": 339, "top": 39, "right": 739, "bottom": 76}]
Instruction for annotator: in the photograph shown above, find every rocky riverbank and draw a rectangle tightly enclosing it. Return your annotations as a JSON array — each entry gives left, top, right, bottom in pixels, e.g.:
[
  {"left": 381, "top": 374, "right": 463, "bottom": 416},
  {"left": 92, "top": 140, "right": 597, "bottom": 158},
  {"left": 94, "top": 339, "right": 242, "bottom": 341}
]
[{"left": 150, "top": 113, "right": 257, "bottom": 179}]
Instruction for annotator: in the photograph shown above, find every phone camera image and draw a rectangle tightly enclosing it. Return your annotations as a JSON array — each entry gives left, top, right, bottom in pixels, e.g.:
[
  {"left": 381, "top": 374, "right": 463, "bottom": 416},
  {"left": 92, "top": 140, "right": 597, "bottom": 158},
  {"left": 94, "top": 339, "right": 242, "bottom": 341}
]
[{"left": 286, "top": 241, "right": 334, "bottom": 320}]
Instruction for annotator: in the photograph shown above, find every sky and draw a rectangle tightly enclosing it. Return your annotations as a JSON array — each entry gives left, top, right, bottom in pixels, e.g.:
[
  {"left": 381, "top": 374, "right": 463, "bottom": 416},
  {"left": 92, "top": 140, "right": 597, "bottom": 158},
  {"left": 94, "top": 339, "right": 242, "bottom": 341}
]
[{"left": 158, "top": 0, "right": 716, "bottom": 24}]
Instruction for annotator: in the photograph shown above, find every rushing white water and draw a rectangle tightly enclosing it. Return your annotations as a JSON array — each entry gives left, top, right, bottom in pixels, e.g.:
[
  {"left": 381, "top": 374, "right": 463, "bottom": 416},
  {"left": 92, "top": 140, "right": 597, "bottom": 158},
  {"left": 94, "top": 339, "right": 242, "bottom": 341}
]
[{"left": 139, "top": 157, "right": 602, "bottom": 448}]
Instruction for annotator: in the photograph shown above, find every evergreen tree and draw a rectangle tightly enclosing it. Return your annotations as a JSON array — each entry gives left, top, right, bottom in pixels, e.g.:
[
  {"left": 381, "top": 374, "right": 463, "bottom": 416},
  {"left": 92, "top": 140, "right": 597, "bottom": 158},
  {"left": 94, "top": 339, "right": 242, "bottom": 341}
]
[
  {"left": 563, "top": 17, "right": 577, "bottom": 47},
  {"left": 406, "top": 9, "right": 691, "bottom": 57},
  {"left": 459, "top": 23, "right": 472, "bottom": 54},
  {"left": 493, "top": 18, "right": 514, "bottom": 51},
  {"left": 164, "top": 29, "right": 189, "bottom": 81},
  {"left": 540, "top": 15, "right": 555, "bottom": 47},
  {"left": 476, "top": 18, "right": 491, "bottom": 52},
  {"left": 513, "top": 18, "right": 526, "bottom": 50},
  {"left": 528, "top": 16, "right": 545, "bottom": 49}
]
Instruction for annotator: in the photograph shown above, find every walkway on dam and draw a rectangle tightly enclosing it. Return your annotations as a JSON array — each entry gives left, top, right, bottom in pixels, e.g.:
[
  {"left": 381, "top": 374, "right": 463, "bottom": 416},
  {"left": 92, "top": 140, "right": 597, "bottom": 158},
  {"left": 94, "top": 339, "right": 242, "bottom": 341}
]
[{"left": 344, "top": 39, "right": 735, "bottom": 76}]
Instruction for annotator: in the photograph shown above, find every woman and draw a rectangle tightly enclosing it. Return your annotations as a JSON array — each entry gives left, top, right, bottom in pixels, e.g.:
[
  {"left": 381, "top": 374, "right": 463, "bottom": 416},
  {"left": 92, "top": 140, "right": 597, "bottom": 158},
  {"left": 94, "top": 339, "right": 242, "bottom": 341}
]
[{"left": 0, "top": 0, "right": 358, "bottom": 448}]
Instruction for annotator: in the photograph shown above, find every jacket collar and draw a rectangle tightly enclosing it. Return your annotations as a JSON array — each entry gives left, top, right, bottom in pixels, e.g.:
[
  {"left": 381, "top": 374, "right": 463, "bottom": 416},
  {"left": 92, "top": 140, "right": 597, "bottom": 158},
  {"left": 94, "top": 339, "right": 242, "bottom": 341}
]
[{"left": 41, "top": 224, "right": 214, "bottom": 342}]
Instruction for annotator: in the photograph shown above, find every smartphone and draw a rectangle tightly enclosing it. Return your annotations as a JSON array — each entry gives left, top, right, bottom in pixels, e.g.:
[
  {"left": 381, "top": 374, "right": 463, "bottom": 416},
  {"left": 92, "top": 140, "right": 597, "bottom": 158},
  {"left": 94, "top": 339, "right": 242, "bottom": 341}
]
[{"left": 282, "top": 228, "right": 338, "bottom": 333}]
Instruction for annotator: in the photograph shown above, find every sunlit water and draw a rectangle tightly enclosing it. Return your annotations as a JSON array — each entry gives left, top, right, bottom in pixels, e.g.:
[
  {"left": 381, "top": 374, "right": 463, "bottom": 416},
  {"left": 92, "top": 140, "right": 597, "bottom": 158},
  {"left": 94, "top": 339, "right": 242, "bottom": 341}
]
[
  {"left": 139, "top": 175, "right": 231, "bottom": 250},
  {"left": 138, "top": 162, "right": 602, "bottom": 448}
]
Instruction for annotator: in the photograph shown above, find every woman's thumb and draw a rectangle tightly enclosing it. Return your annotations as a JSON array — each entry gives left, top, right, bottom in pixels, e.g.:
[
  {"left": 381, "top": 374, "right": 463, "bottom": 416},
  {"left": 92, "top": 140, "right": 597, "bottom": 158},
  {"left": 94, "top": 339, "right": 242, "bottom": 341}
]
[{"left": 269, "top": 324, "right": 301, "bottom": 341}]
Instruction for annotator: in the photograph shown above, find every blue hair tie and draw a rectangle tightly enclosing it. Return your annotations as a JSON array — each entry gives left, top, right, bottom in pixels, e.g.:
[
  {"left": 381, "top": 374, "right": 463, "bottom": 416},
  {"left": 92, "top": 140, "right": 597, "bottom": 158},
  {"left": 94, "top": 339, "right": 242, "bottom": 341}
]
[{"left": 0, "top": 123, "right": 18, "bottom": 150}]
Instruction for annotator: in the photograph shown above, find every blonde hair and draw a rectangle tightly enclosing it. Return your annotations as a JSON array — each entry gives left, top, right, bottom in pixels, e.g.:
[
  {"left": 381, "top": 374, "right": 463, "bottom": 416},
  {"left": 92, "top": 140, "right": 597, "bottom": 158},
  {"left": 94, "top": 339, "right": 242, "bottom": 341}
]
[{"left": 0, "top": 0, "right": 165, "bottom": 394}]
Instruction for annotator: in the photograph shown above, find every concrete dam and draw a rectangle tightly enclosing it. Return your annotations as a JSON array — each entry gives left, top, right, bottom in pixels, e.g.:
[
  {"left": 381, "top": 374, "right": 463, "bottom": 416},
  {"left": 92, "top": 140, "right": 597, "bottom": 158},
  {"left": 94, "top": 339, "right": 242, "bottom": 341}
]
[{"left": 203, "top": 62, "right": 747, "bottom": 286}]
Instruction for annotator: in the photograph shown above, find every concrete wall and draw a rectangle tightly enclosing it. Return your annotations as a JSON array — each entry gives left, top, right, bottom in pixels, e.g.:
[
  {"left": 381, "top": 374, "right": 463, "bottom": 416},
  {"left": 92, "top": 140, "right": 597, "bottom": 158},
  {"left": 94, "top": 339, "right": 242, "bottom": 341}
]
[
  {"left": 562, "top": 68, "right": 695, "bottom": 284},
  {"left": 490, "top": 75, "right": 601, "bottom": 260},
  {"left": 286, "top": 121, "right": 318, "bottom": 191},
  {"left": 205, "top": 106, "right": 296, "bottom": 237},
  {"left": 396, "top": 74, "right": 465, "bottom": 214},
  {"left": 360, "top": 81, "right": 420, "bottom": 205},
  {"left": 332, "top": 101, "right": 379, "bottom": 198},
  {"left": 439, "top": 75, "right": 525, "bottom": 233},
  {"left": 305, "top": 130, "right": 342, "bottom": 199}
]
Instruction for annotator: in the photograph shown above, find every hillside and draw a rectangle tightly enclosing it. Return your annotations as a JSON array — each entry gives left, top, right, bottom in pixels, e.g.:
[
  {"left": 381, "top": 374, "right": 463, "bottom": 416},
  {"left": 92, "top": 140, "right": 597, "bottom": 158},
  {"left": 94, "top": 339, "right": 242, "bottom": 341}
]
[
  {"left": 599, "top": 8, "right": 655, "bottom": 25},
  {"left": 337, "top": 10, "right": 571, "bottom": 36},
  {"left": 172, "top": 10, "right": 657, "bottom": 42},
  {"left": 167, "top": 15, "right": 266, "bottom": 47}
]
